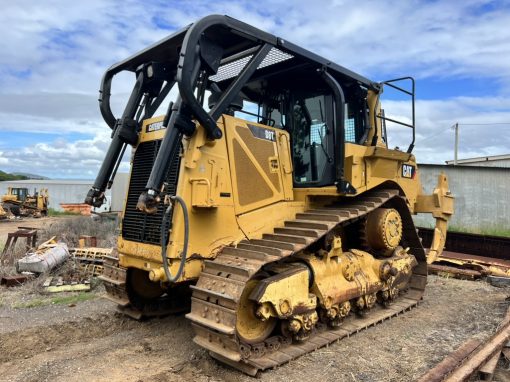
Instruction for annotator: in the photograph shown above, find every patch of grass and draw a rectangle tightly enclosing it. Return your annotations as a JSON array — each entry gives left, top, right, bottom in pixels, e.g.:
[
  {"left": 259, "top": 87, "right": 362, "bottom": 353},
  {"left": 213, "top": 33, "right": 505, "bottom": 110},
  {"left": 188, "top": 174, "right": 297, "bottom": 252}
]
[
  {"left": 47, "top": 208, "right": 79, "bottom": 216},
  {"left": 13, "top": 292, "right": 97, "bottom": 309},
  {"left": 50, "top": 292, "right": 97, "bottom": 305},
  {"left": 447, "top": 225, "right": 510, "bottom": 238},
  {"left": 13, "top": 298, "right": 49, "bottom": 309}
]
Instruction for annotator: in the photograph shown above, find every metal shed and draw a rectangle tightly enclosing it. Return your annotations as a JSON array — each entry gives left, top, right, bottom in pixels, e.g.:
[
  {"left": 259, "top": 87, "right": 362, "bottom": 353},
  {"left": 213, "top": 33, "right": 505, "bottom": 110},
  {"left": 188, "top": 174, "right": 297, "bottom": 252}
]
[{"left": 0, "top": 174, "right": 128, "bottom": 212}]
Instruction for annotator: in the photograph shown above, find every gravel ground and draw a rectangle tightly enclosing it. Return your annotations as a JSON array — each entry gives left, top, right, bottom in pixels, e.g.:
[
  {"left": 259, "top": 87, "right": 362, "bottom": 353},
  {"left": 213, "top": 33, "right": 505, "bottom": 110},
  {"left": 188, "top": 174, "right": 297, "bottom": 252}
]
[{"left": 0, "top": 275, "right": 509, "bottom": 382}]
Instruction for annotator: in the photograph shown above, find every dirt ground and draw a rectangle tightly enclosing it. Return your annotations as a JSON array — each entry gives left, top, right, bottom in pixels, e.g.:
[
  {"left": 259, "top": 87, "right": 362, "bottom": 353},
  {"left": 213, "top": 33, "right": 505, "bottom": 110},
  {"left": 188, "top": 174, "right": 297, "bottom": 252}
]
[{"left": 0, "top": 276, "right": 509, "bottom": 382}]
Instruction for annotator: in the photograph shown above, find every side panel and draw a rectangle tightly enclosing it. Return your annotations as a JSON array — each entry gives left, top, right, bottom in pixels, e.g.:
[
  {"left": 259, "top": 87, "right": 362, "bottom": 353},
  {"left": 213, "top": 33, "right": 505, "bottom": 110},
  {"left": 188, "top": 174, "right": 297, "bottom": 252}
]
[
  {"left": 118, "top": 117, "right": 245, "bottom": 281},
  {"left": 223, "top": 115, "right": 289, "bottom": 215}
]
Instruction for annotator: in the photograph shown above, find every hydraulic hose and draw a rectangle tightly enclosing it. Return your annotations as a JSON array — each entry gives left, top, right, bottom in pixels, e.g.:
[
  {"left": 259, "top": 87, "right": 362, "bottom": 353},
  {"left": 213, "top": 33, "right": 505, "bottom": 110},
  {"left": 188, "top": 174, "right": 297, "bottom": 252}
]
[{"left": 160, "top": 195, "right": 189, "bottom": 283}]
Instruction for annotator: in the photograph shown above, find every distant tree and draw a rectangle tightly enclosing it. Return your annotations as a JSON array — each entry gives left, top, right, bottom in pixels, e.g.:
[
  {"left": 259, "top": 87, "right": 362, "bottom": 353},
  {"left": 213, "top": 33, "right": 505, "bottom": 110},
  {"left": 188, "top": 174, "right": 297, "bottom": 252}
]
[{"left": 0, "top": 170, "right": 29, "bottom": 181}]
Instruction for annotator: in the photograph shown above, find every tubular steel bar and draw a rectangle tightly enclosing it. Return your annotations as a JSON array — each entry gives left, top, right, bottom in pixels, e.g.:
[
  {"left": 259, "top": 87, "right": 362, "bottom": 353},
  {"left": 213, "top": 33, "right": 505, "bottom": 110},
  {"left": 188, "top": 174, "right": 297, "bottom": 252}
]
[
  {"left": 378, "top": 77, "right": 415, "bottom": 153},
  {"left": 319, "top": 68, "right": 355, "bottom": 194},
  {"left": 210, "top": 44, "right": 272, "bottom": 121}
]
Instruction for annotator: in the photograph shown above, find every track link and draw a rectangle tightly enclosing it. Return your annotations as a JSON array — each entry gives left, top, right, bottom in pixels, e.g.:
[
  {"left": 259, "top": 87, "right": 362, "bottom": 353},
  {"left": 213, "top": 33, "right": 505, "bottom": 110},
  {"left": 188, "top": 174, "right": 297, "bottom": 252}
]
[
  {"left": 186, "top": 189, "right": 428, "bottom": 375},
  {"left": 99, "top": 254, "right": 190, "bottom": 320}
]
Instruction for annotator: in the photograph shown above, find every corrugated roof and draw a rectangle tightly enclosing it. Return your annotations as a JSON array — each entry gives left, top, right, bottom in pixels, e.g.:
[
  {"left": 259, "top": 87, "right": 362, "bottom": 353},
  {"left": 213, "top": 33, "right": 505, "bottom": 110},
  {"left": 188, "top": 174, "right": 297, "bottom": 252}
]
[{"left": 445, "top": 154, "right": 510, "bottom": 164}]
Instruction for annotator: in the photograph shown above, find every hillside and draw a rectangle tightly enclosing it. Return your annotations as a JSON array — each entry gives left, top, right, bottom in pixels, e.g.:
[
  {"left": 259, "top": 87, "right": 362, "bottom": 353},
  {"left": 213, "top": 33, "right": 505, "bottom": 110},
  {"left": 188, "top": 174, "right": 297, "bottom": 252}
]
[{"left": 0, "top": 170, "right": 29, "bottom": 181}]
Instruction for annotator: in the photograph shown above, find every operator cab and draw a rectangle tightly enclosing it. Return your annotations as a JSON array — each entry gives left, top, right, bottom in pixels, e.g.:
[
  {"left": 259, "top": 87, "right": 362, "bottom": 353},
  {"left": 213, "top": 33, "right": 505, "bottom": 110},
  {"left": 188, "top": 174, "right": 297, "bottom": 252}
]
[{"left": 10, "top": 187, "right": 28, "bottom": 202}]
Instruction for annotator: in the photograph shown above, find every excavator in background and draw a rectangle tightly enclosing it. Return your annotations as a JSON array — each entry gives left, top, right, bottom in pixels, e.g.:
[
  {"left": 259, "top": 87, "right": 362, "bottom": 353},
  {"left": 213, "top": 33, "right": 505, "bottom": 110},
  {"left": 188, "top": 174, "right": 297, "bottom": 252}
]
[
  {"left": 1, "top": 187, "right": 49, "bottom": 218},
  {"left": 86, "top": 15, "right": 454, "bottom": 375}
]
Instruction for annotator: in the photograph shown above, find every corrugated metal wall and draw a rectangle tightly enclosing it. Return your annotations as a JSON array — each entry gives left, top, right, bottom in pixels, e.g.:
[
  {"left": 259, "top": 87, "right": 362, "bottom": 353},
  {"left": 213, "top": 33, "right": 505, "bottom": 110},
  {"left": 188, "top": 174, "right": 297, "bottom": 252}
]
[
  {"left": 413, "top": 164, "right": 510, "bottom": 231},
  {"left": 0, "top": 174, "right": 129, "bottom": 212},
  {"left": 110, "top": 173, "right": 129, "bottom": 212},
  {"left": 0, "top": 180, "right": 91, "bottom": 211}
]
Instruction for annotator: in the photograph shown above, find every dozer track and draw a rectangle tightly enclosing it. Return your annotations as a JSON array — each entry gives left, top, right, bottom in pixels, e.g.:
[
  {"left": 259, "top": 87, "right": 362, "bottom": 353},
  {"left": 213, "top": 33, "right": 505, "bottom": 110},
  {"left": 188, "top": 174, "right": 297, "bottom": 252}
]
[
  {"left": 186, "top": 189, "right": 427, "bottom": 376},
  {"left": 99, "top": 254, "right": 190, "bottom": 320}
]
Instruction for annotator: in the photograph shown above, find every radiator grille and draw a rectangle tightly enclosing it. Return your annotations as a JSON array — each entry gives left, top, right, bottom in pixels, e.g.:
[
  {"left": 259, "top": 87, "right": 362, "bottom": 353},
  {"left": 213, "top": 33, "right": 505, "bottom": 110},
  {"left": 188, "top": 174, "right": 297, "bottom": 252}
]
[{"left": 122, "top": 140, "right": 181, "bottom": 245}]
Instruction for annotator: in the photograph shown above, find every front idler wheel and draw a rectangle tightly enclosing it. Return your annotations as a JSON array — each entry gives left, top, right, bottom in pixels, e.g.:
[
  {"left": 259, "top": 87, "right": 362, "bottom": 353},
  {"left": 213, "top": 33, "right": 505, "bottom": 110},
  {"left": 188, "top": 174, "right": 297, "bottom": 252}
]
[{"left": 236, "top": 279, "right": 277, "bottom": 344}]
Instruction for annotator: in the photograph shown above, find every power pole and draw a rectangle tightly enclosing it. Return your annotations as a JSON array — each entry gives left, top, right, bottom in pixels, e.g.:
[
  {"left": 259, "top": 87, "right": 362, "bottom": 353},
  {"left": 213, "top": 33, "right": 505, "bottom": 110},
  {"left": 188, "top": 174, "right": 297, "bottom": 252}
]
[{"left": 454, "top": 122, "right": 459, "bottom": 165}]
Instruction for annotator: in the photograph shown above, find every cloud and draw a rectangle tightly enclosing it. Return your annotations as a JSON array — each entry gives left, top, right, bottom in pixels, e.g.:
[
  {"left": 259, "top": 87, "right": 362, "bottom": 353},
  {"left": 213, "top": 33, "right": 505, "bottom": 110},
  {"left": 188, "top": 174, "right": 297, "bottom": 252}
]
[
  {"left": 1, "top": 130, "right": 131, "bottom": 178},
  {"left": 0, "top": 0, "right": 509, "bottom": 178},
  {"left": 382, "top": 95, "right": 510, "bottom": 163}
]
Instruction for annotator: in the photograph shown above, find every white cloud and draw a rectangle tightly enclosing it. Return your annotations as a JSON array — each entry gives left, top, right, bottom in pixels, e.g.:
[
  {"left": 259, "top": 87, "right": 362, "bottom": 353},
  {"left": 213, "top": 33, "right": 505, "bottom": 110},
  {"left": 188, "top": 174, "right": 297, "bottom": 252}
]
[
  {"left": 0, "top": 0, "right": 509, "bottom": 178},
  {"left": 1, "top": 130, "right": 131, "bottom": 178},
  {"left": 382, "top": 95, "right": 510, "bottom": 163}
]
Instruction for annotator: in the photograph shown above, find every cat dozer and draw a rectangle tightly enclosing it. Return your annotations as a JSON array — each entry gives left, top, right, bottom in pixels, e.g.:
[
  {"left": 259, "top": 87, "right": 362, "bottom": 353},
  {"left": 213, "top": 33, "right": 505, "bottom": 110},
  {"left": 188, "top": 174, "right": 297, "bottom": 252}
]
[
  {"left": 87, "top": 15, "right": 454, "bottom": 375},
  {"left": 1, "top": 187, "right": 49, "bottom": 217}
]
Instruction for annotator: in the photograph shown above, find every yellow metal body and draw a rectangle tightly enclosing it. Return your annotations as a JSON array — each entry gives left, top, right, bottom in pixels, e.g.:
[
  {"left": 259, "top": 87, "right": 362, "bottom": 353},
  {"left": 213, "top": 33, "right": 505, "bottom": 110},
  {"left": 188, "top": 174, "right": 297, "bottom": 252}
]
[
  {"left": 243, "top": 237, "right": 416, "bottom": 338},
  {"left": 1, "top": 187, "right": 49, "bottom": 216},
  {"left": 117, "top": 108, "right": 453, "bottom": 282}
]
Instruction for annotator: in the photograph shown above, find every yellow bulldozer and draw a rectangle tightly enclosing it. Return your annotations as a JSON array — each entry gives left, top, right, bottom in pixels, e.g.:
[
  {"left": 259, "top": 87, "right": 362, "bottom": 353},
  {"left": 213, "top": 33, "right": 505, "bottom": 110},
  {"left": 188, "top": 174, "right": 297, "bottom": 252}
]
[
  {"left": 0, "top": 204, "right": 8, "bottom": 220},
  {"left": 86, "top": 15, "right": 454, "bottom": 375},
  {"left": 1, "top": 187, "right": 49, "bottom": 218}
]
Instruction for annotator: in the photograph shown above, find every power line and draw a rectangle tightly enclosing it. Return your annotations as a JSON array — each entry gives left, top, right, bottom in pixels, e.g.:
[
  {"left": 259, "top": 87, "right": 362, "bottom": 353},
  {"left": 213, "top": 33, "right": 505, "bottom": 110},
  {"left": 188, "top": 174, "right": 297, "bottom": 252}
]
[{"left": 416, "top": 128, "right": 450, "bottom": 143}]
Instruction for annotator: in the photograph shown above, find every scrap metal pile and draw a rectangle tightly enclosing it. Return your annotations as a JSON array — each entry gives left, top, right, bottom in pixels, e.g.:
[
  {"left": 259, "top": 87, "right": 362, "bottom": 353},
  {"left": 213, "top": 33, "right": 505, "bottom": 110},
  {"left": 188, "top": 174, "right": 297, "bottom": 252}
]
[
  {"left": 419, "top": 306, "right": 510, "bottom": 381},
  {"left": 421, "top": 228, "right": 510, "bottom": 281},
  {"left": 0, "top": 227, "right": 112, "bottom": 291}
]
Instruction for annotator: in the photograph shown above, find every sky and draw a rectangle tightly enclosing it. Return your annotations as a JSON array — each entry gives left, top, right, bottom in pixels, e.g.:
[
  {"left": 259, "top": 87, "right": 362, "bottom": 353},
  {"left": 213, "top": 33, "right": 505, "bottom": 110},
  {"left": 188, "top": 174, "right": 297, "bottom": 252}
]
[{"left": 1, "top": 0, "right": 510, "bottom": 179}]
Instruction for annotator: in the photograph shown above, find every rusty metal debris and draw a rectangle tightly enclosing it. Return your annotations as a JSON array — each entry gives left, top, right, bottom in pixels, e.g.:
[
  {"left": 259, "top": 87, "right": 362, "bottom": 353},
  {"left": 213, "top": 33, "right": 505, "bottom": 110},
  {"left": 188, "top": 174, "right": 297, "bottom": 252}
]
[
  {"left": 428, "top": 264, "right": 482, "bottom": 280},
  {"left": 16, "top": 237, "right": 70, "bottom": 273},
  {"left": 420, "top": 307, "right": 510, "bottom": 381},
  {"left": 0, "top": 274, "right": 32, "bottom": 287},
  {"left": 419, "top": 228, "right": 510, "bottom": 262},
  {"left": 430, "top": 250, "right": 510, "bottom": 280},
  {"left": 1, "top": 227, "right": 38, "bottom": 264},
  {"left": 418, "top": 339, "right": 481, "bottom": 382},
  {"left": 419, "top": 228, "right": 510, "bottom": 280},
  {"left": 439, "top": 251, "right": 510, "bottom": 278}
]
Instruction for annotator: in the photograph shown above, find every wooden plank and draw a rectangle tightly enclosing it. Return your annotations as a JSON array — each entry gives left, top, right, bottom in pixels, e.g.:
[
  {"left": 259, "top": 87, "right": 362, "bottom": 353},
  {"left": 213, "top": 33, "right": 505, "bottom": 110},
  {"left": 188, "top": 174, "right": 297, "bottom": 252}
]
[
  {"left": 478, "top": 352, "right": 500, "bottom": 381},
  {"left": 46, "top": 284, "right": 91, "bottom": 293}
]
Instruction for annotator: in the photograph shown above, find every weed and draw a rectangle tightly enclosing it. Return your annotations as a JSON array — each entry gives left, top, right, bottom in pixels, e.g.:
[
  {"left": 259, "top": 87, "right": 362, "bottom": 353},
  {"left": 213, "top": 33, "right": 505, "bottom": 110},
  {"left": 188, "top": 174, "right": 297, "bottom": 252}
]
[
  {"left": 13, "top": 298, "right": 49, "bottom": 309},
  {"left": 39, "top": 215, "right": 119, "bottom": 248},
  {"left": 50, "top": 292, "right": 97, "bottom": 305},
  {"left": 13, "top": 292, "right": 97, "bottom": 309},
  {"left": 47, "top": 208, "right": 79, "bottom": 217}
]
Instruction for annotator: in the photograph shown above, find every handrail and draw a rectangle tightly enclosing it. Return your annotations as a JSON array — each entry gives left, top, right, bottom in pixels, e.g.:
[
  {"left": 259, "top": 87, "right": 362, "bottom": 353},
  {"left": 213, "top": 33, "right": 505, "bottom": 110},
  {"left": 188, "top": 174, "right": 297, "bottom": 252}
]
[{"left": 378, "top": 76, "right": 415, "bottom": 153}]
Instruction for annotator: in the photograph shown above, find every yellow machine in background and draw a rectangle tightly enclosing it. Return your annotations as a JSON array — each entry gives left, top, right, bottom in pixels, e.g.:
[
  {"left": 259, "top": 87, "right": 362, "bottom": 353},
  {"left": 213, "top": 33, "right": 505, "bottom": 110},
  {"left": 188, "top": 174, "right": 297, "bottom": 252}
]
[
  {"left": 1, "top": 187, "right": 49, "bottom": 217},
  {"left": 0, "top": 204, "right": 8, "bottom": 220},
  {"left": 87, "top": 15, "right": 454, "bottom": 375}
]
